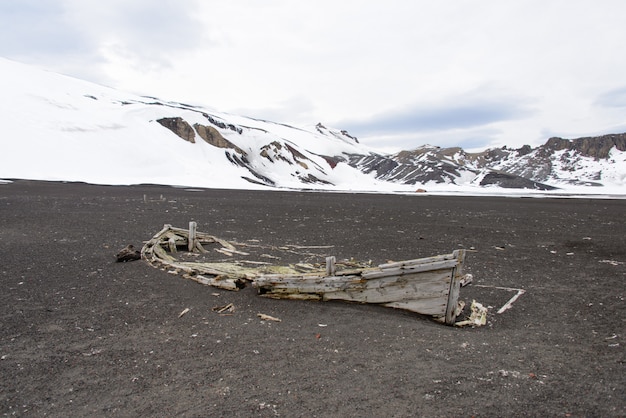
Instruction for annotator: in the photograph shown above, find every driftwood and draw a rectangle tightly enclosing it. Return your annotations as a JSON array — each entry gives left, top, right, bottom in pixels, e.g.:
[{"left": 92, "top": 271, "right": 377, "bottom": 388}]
[{"left": 141, "top": 223, "right": 468, "bottom": 324}]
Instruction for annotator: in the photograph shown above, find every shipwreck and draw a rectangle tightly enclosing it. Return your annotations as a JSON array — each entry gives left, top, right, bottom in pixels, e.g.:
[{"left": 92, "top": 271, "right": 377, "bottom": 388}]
[{"left": 141, "top": 222, "right": 469, "bottom": 325}]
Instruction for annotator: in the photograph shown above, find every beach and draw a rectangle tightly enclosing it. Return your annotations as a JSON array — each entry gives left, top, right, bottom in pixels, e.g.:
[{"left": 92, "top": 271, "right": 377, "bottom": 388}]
[{"left": 1, "top": 180, "right": 624, "bottom": 416}]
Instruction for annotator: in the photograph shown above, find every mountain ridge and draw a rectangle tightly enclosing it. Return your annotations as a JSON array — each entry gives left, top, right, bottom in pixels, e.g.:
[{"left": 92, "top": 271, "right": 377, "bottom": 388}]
[{"left": 1, "top": 57, "right": 624, "bottom": 195}]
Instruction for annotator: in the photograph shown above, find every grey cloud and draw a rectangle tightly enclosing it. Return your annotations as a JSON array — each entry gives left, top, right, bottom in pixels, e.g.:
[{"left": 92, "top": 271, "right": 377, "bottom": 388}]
[
  {"left": 339, "top": 97, "right": 534, "bottom": 138},
  {"left": 101, "top": 1, "right": 208, "bottom": 64},
  {"left": 595, "top": 86, "right": 626, "bottom": 108},
  {"left": 0, "top": 1, "right": 208, "bottom": 70},
  {"left": 0, "top": 1, "right": 90, "bottom": 57},
  {"left": 231, "top": 96, "right": 316, "bottom": 126},
  {"left": 359, "top": 126, "right": 505, "bottom": 153}
]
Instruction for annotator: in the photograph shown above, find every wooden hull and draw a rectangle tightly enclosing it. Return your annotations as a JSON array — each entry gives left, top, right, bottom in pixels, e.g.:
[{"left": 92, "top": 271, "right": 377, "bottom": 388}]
[
  {"left": 254, "top": 251, "right": 465, "bottom": 324},
  {"left": 141, "top": 223, "right": 466, "bottom": 324}
]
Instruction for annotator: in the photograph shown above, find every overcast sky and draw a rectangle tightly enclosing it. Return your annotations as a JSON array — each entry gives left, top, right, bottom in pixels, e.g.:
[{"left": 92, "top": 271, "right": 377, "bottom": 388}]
[{"left": 2, "top": 0, "right": 626, "bottom": 152}]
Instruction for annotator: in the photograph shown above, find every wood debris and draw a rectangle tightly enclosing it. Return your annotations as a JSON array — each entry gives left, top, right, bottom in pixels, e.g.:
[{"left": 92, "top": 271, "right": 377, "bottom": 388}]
[
  {"left": 212, "top": 303, "right": 235, "bottom": 314},
  {"left": 257, "top": 313, "right": 281, "bottom": 322}
]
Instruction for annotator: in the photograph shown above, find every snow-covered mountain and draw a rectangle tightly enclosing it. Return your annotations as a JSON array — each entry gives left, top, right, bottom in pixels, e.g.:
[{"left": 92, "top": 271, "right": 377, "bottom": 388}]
[
  {"left": 347, "top": 134, "right": 626, "bottom": 191},
  {"left": 1, "top": 58, "right": 624, "bottom": 196}
]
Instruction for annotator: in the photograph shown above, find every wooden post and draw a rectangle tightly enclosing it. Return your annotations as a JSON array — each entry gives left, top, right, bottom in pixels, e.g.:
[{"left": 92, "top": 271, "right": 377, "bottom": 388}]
[
  {"left": 444, "top": 249, "right": 465, "bottom": 324},
  {"left": 326, "top": 256, "right": 336, "bottom": 276},
  {"left": 188, "top": 221, "right": 197, "bottom": 252}
]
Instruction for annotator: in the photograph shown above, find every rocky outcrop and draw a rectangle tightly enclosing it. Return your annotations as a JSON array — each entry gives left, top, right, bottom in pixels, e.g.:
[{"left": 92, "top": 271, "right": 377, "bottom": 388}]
[
  {"left": 315, "top": 123, "right": 359, "bottom": 144},
  {"left": 203, "top": 113, "right": 243, "bottom": 134},
  {"left": 156, "top": 117, "right": 245, "bottom": 154},
  {"left": 298, "top": 173, "right": 333, "bottom": 185},
  {"left": 479, "top": 171, "right": 558, "bottom": 190},
  {"left": 194, "top": 123, "right": 244, "bottom": 154},
  {"left": 157, "top": 117, "right": 195, "bottom": 143},
  {"left": 260, "top": 141, "right": 312, "bottom": 170},
  {"left": 544, "top": 133, "right": 626, "bottom": 159},
  {"left": 345, "top": 150, "right": 467, "bottom": 185},
  {"left": 260, "top": 142, "right": 287, "bottom": 163},
  {"left": 516, "top": 144, "right": 533, "bottom": 156}
]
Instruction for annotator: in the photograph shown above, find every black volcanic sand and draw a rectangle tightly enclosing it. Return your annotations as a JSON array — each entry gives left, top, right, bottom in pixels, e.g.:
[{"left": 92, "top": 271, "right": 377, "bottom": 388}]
[{"left": 1, "top": 180, "right": 624, "bottom": 417}]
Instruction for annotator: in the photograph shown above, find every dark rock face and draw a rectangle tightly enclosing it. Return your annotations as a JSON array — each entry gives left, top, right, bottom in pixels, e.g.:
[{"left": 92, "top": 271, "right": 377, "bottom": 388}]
[
  {"left": 315, "top": 123, "right": 359, "bottom": 144},
  {"left": 157, "top": 117, "right": 195, "bottom": 143},
  {"left": 260, "top": 142, "right": 288, "bottom": 163},
  {"left": 344, "top": 150, "right": 466, "bottom": 185},
  {"left": 259, "top": 141, "right": 316, "bottom": 171},
  {"left": 545, "top": 133, "right": 626, "bottom": 158},
  {"left": 340, "top": 130, "right": 359, "bottom": 143},
  {"left": 342, "top": 132, "right": 623, "bottom": 188},
  {"left": 479, "top": 171, "right": 558, "bottom": 190},
  {"left": 516, "top": 144, "right": 533, "bottom": 156},
  {"left": 203, "top": 113, "right": 243, "bottom": 134},
  {"left": 298, "top": 173, "right": 333, "bottom": 185},
  {"left": 319, "top": 155, "right": 345, "bottom": 169}
]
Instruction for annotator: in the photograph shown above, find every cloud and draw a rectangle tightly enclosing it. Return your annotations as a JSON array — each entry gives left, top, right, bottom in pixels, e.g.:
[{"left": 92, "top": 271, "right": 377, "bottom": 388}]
[
  {"left": 230, "top": 96, "right": 317, "bottom": 126},
  {"left": 338, "top": 94, "right": 535, "bottom": 138},
  {"left": 595, "top": 86, "right": 626, "bottom": 108},
  {"left": 0, "top": 0, "right": 89, "bottom": 57},
  {"left": 355, "top": 125, "right": 508, "bottom": 154},
  {"left": 2, "top": 1, "right": 626, "bottom": 154},
  {"left": 0, "top": 1, "right": 208, "bottom": 73},
  {"left": 61, "top": 0, "right": 208, "bottom": 70}
]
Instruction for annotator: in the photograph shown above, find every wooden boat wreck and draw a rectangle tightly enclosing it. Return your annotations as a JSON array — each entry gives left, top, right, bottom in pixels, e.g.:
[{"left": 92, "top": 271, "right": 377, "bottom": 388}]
[{"left": 141, "top": 222, "right": 468, "bottom": 325}]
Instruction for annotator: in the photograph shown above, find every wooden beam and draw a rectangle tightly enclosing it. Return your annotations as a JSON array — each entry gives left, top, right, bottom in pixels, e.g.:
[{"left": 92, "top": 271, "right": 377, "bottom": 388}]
[
  {"left": 444, "top": 249, "right": 465, "bottom": 324},
  {"left": 188, "top": 221, "right": 197, "bottom": 252},
  {"left": 326, "top": 256, "right": 336, "bottom": 276}
]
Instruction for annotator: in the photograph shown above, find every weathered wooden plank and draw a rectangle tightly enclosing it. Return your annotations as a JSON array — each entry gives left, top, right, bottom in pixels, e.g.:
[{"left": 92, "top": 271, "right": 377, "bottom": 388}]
[
  {"left": 194, "top": 240, "right": 207, "bottom": 253},
  {"left": 215, "top": 247, "right": 234, "bottom": 256},
  {"left": 175, "top": 262, "right": 250, "bottom": 279},
  {"left": 191, "top": 274, "right": 242, "bottom": 291},
  {"left": 260, "top": 293, "right": 322, "bottom": 301},
  {"left": 354, "top": 262, "right": 456, "bottom": 281},
  {"left": 360, "top": 267, "right": 403, "bottom": 280},
  {"left": 256, "top": 267, "right": 453, "bottom": 288},
  {"left": 382, "top": 297, "right": 448, "bottom": 316},
  {"left": 444, "top": 249, "right": 465, "bottom": 324},
  {"left": 378, "top": 253, "right": 456, "bottom": 269},
  {"left": 152, "top": 243, "right": 175, "bottom": 262},
  {"left": 256, "top": 271, "right": 450, "bottom": 301},
  {"left": 255, "top": 275, "right": 363, "bottom": 293},
  {"left": 168, "top": 236, "right": 177, "bottom": 253},
  {"left": 334, "top": 268, "right": 367, "bottom": 276},
  {"left": 326, "top": 256, "right": 336, "bottom": 276},
  {"left": 401, "top": 259, "right": 458, "bottom": 274},
  {"left": 321, "top": 273, "right": 451, "bottom": 304},
  {"left": 199, "top": 235, "right": 236, "bottom": 251},
  {"left": 362, "top": 271, "right": 451, "bottom": 290},
  {"left": 188, "top": 221, "right": 197, "bottom": 252}
]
